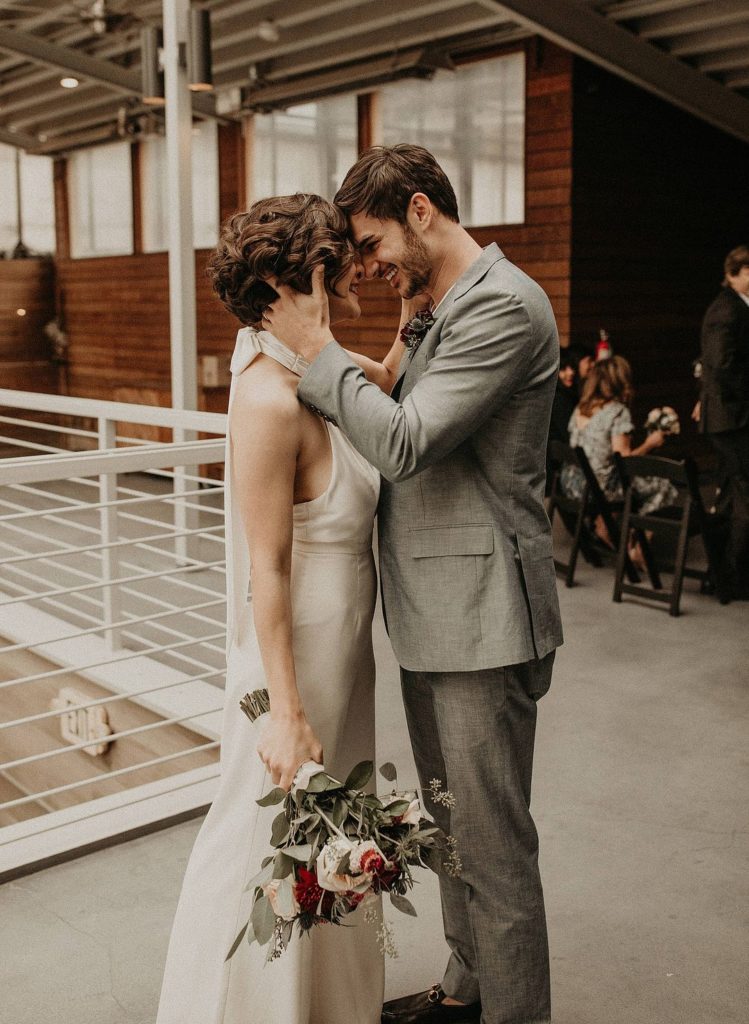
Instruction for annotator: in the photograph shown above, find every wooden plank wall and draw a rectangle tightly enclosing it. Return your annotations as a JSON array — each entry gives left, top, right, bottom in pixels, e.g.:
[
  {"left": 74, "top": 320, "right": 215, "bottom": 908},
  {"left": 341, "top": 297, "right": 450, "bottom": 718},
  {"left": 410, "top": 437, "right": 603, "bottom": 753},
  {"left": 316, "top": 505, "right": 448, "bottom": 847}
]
[
  {"left": 570, "top": 59, "right": 749, "bottom": 438},
  {"left": 0, "top": 259, "right": 57, "bottom": 393},
  {"left": 13, "top": 39, "right": 574, "bottom": 411}
]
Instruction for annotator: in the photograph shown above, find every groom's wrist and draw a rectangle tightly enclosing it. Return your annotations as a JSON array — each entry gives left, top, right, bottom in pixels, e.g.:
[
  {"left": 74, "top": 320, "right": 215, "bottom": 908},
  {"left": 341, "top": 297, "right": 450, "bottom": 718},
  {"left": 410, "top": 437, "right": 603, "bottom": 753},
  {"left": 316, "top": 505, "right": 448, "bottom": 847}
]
[{"left": 300, "top": 329, "right": 336, "bottom": 363}]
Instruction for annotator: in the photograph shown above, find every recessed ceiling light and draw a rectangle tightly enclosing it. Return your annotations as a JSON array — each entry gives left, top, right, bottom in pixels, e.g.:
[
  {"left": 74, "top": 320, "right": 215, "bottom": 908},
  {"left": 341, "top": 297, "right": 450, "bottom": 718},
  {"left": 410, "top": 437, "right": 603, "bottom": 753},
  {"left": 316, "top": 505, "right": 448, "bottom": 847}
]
[
  {"left": 60, "top": 77, "right": 79, "bottom": 89},
  {"left": 17, "top": 308, "right": 27, "bottom": 317},
  {"left": 257, "top": 19, "right": 279, "bottom": 43}
]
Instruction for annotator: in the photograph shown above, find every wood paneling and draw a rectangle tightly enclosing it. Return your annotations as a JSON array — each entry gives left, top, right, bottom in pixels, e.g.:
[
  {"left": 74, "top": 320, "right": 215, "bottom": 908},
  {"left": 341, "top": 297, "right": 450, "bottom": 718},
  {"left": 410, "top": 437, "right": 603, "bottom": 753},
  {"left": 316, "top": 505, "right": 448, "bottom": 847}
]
[
  {"left": 569, "top": 59, "right": 749, "bottom": 438},
  {"left": 28, "top": 41, "right": 575, "bottom": 412},
  {"left": 218, "top": 122, "right": 246, "bottom": 225}
]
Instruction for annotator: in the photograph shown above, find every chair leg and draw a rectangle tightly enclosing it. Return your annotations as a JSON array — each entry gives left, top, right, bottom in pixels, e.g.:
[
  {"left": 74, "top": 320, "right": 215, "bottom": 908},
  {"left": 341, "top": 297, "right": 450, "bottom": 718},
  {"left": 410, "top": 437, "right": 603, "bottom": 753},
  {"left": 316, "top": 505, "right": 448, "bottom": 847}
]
[
  {"left": 566, "top": 505, "right": 585, "bottom": 588},
  {"left": 613, "top": 499, "right": 632, "bottom": 603},
  {"left": 670, "top": 519, "right": 691, "bottom": 617},
  {"left": 634, "top": 527, "right": 662, "bottom": 590}
]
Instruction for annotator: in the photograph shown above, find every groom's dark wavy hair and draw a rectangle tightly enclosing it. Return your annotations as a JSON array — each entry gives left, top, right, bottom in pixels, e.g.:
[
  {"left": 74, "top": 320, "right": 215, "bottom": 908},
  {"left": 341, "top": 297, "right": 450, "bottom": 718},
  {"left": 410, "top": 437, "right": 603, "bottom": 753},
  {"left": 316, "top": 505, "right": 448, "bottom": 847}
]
[
  {"left": 207, "top": 194, "right": 355, "bottom": 327},
  {"left": 334, "top": 144, "right": 460, "bottom": 225}
]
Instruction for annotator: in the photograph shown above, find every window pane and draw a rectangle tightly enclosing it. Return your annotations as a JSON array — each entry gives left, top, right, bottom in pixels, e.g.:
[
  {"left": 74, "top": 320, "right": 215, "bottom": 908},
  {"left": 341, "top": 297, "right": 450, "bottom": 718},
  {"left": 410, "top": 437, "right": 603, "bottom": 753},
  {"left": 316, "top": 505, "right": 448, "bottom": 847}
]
[
  {"left": 20, "top": 152, "right": 56, "bottom": 253},
  {"left": 140, "top": 120, "right": 219, "bottom": 252},
  {"left": 252, "top": 96, "right": 357, "bottom": 201},
  {"left": 0, "top": 143, "right": 19, "bottom": 254},
  {"left": 68, "top": 141, "right": 133, "bottom": 258},
  {"left": 380, "top": 53, "right": 525, "bottom": 227},
  {"left": 0, "top": 143, "right": 55, "bottom": 255}
]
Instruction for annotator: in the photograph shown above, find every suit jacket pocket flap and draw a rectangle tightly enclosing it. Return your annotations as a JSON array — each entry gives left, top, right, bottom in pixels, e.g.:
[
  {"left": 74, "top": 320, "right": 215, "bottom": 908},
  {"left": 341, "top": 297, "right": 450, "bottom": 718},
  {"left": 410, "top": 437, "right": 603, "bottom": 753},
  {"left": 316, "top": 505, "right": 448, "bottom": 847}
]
[{"left": 411, "top": 525, "right": 494, "bottom": 558}]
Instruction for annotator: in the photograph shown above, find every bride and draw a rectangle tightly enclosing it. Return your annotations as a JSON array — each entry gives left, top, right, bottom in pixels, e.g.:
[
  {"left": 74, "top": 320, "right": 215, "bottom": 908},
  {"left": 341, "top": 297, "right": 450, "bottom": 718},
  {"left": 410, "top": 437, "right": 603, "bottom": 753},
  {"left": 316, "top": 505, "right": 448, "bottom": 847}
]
[{"left": 156, "top": 194, "right": 405, "bottom": 1024}]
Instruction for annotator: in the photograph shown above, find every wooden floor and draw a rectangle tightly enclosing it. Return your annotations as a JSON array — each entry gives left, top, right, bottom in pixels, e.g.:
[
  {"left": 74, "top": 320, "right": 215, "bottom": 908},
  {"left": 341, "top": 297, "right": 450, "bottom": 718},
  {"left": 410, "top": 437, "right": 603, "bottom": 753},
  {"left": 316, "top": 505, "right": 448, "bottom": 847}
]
[{"left": 0, "top": 642, "right": 219, "bottom": 827}]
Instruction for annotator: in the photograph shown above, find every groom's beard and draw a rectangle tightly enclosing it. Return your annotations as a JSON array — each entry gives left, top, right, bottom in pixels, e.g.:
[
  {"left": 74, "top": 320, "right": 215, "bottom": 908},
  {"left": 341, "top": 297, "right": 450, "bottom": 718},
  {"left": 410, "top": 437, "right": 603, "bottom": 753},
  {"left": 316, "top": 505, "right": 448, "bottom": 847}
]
[{"left": 399, "top": 224, "right": 432, "bottom": 299}]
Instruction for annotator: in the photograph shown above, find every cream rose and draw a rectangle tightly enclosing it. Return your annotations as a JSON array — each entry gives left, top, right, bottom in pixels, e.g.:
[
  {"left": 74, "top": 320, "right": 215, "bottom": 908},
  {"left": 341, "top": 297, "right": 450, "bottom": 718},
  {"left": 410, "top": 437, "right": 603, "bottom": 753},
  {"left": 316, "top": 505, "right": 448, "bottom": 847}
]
[
  {"left": 262, "top": 878, "right": 299, "bottom": 921},
  {"left": 316, "top": 838, "right": 372, "bottom": 893},
  {"left": 400, "top": 794, "right": 422, "bottom": 826}
]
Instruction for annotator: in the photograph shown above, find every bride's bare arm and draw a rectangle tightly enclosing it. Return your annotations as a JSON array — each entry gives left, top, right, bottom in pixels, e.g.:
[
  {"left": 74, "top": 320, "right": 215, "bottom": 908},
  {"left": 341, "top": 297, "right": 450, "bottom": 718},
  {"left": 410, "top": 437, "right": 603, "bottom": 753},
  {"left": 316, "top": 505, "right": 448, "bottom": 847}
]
[
  {"left": 343, "top": 296, "right": 427, "bottom": 393},
  {"left": 230, "top": 380, "right": 323, "bottom": 789}
]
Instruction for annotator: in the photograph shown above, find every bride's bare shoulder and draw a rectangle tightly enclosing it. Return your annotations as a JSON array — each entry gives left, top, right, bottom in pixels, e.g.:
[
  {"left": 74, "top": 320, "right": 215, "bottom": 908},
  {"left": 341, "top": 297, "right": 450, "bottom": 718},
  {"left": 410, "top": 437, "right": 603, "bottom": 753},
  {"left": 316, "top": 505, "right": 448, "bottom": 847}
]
[{"left": 230, "top": 357, "right": 303, "bottom": 440}]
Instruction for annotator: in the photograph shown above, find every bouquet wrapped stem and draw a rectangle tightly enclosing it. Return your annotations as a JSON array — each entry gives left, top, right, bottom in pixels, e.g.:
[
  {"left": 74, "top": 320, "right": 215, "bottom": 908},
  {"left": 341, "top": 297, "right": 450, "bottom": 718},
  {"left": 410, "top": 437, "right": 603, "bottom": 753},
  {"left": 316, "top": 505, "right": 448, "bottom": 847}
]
[{"left": 229, "top": 688, "right": 459, "bottom": 962}]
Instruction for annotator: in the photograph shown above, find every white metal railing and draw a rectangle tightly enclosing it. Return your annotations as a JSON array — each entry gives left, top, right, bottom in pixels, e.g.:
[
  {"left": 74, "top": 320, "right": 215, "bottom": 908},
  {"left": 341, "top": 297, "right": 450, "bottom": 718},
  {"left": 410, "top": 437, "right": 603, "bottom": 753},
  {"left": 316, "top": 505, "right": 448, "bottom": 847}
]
[{"left": 0, "top": 389, "right": 229, "bottom": 880}]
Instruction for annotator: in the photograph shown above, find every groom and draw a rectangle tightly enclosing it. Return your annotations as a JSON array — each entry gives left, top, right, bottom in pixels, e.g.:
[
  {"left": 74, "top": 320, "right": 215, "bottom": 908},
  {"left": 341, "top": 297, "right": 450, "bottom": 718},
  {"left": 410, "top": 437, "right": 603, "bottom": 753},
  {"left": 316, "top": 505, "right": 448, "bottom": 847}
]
[{"left": 266, "top": 145, "right": 563, "bottom": 1024}]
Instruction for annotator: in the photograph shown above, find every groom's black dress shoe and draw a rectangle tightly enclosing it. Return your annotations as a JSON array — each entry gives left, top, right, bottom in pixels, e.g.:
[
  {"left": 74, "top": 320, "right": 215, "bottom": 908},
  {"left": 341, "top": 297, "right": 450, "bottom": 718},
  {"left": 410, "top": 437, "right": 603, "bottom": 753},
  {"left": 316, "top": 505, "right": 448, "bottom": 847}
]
[{"left": 381, "top": 985, "right": 481, "bottom": 1024}]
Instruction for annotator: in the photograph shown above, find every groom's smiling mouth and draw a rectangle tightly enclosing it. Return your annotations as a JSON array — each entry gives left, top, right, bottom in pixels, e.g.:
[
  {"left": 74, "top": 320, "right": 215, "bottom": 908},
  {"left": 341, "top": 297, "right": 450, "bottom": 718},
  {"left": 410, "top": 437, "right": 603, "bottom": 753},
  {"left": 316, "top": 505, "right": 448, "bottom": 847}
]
[{"left": 382, "top": 265, "right": 400, "bottom": 288}]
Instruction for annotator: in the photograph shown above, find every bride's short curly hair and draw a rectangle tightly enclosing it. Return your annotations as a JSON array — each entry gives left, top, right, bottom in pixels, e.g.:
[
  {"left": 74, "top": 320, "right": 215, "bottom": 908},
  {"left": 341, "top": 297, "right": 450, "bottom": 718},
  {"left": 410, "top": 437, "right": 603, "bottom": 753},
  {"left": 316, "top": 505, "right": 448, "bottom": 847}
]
[{"left": 207, "top": 194, "right": 355, "bottom": 326}]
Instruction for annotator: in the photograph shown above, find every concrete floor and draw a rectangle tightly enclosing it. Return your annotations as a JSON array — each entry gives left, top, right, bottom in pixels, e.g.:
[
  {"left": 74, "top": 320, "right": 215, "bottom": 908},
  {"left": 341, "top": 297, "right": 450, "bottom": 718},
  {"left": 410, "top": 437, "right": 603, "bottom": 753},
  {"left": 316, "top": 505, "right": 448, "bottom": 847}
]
[{"left": 1, "top": 537, "right": 747, "bottom": 1024}]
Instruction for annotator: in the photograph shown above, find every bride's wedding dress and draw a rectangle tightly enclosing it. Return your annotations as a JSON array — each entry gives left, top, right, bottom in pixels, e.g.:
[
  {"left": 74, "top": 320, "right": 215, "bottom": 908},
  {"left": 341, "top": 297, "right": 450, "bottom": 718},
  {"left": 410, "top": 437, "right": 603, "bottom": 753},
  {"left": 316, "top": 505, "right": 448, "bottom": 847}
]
[{"left": 156, "top": 328, "right": 385, "bottom": 1024}]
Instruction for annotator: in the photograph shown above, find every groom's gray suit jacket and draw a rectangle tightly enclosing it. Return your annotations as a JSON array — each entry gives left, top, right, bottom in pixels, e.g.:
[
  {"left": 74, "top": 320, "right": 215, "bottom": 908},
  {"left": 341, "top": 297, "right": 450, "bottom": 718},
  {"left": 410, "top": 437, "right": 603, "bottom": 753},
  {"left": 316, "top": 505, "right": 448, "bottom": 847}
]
[{"left": 298, "top": 243, "right": 563, "bottom": 672}]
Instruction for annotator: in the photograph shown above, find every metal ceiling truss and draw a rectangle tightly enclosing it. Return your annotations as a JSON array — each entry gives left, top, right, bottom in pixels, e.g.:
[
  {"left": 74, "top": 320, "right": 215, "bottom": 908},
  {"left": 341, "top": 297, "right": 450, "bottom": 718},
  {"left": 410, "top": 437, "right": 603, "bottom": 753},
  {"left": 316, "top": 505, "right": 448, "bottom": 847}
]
[{"left": 0, "top": 0, "right": 747, "bottom": 153}]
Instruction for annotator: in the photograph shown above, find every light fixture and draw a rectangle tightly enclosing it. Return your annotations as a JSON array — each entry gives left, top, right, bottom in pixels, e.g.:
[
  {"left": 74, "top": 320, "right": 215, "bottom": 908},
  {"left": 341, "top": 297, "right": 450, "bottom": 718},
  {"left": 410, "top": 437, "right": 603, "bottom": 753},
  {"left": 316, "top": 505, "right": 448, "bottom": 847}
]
[
  {"left": 188, "top": 8, "right": 213, "bottom": 92},
  {"left": 141, "top": 25, "right": 165, "bottom": 106},
  {"left": 16, "top": 308, "right": 27, "bottom": 317},
  {"left": 257, "top": 19, "right": 279, "bottom": 43},
  {"left": 60, "top": 77, "right": 79, "bottom": 89}
]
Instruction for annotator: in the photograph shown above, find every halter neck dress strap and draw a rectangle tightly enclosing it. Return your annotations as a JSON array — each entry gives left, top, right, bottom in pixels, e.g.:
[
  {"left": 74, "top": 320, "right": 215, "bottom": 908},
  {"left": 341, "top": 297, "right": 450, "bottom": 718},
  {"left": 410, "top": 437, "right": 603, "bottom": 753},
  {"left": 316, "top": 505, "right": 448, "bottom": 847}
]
[{"left": 230, "top": 326, "right": 310, "bottom": 378}]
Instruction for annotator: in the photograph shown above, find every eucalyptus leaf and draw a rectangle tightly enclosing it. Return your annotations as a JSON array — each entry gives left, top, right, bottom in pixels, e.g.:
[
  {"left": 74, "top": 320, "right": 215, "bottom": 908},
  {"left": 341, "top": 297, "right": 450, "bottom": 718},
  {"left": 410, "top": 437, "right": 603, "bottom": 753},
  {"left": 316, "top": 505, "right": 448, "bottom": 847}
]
[
  {"left": 273, "top": 876, "right": 298, "bottom": 920},
  {"left": 345, "top": 760, "right": 374, "bottom": 791},
  {"left": 336, "top": 851, "right": 352, "bottom": 875},
  {"left": 243, "top": 860, "right": 273, "bottom": 893},
  {"left": 306, "top": 773, "right": 342, "bottom": 794},
  {"left": 256, "top": 787, "right": 286, "bottom": 807},
  {"left": 284, "top": 843, "right": 314, "bottom": 862},
  {"left": 272, "top": 852, "right": 294, "bottom": 879},
  {"left": 331, "top": 796, "right": 349, "bottom": 828},
  {"left": 271, "top": 810, "right": 290, "bottom": 847},
  {"left": 225, "top": 922, "right": 248, "bottom": 961},
  {"left": 251, "top": 894, "right": 277, "bottom": 946},
  {"left": 384, "top": 799, "right": 411, "bottom": 815},
  {"left": 389, "top": 892, "right": 417, "bottom": 917}
]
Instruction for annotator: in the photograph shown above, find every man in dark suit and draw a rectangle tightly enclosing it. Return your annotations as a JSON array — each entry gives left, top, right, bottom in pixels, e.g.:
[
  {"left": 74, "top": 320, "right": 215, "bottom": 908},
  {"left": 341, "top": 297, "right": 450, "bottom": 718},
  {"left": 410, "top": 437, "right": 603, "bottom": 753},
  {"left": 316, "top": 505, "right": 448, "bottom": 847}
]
[{"left": 699, "top": 245, "right": 749, "bottom": 601}]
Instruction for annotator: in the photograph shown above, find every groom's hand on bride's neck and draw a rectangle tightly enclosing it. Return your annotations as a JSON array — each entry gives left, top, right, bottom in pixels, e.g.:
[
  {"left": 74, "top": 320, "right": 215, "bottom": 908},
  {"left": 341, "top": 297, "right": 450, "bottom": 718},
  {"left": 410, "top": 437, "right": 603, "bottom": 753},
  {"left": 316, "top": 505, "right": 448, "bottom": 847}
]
[{"left": 263, "top": 266, "right": 336, "bottom": 362}]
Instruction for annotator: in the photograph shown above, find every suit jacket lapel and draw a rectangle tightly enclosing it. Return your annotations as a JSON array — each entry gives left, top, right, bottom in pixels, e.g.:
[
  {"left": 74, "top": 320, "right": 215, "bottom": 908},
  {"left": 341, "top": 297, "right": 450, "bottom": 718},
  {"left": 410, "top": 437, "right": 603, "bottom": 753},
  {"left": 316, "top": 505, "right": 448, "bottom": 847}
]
[{"left": 395, "top": 244, "right": 506, "bottom": 402}]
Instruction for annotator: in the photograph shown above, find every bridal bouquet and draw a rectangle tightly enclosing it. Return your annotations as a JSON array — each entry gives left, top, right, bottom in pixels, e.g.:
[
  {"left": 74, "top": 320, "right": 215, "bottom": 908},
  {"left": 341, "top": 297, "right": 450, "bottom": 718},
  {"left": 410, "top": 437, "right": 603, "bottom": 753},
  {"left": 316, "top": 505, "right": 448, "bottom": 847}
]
[
  {"left": 645, "top": 406, "right": 680, "bottom": 436},
  {"left": 227, "top": 689, "right": 459, "bottom": 963}
]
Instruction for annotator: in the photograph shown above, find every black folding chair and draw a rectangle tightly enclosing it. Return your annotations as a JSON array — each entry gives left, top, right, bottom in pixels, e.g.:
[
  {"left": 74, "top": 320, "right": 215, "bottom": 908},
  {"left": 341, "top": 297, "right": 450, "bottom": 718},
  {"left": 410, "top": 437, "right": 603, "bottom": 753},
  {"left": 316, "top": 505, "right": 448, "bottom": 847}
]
[
  {"left": 547, "top": 441, "right": 640, "bottom": 587},
  {"left": 612, "top": 453, "right": 721, "bottom": 616}
]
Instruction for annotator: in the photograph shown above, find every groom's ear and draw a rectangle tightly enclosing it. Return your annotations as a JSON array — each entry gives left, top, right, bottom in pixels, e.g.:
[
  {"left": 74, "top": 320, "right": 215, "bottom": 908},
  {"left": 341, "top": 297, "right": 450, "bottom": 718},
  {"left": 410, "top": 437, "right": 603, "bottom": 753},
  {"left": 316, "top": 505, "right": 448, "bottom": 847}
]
[{"left": 408, "top": 193, "right": 433, "bottom": 229}]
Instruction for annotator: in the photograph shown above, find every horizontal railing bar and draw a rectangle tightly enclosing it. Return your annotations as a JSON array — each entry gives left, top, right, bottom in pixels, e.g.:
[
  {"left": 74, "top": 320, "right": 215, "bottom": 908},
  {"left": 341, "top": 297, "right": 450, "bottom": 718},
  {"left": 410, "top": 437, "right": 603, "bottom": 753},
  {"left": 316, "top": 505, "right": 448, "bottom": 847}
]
[
  {"left": 0, "top": 707, "right": 224, "bottom": 772},
  {"left": 0, "top": 523, "right": 225, "bottom": 567},
  {"left": 0, "top": 433, "right": 65, "bottom": 454},
  {"left": 0, "top": 388, "right": 227, "bottom": 434},
  {"left": 0, "top": 741, "right": 221, "bottom": 813},
  {"left": 119, "top": 630, "right": 224, "bottom": 677},
  {"left": 0, "top": 598, "right": 225, "bottom": 655},
  {"left": 0, "top": 415, "right": 97, "bottom": 440},
  {"left": 1, "top": 439, "right": 226, "bottom": 486},
  {"left": 0, "top": 484, "right": 223, "bottom": 523},
  {"left": 0, "top": 558, "right": 226, "bottom": 607},
  {"left": 0, "top": 667, "right": 225, "bottom": 732},
  {"left": 0, "top": 631, "right": 226, "bottom": 691}
]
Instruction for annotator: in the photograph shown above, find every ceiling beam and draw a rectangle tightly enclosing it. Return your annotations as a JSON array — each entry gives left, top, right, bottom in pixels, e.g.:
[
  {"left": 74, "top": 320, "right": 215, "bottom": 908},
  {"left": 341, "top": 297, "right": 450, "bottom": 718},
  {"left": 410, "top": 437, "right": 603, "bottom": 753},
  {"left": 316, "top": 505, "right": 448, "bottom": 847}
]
[
  {"left": 0, "top": 124, "right": 38, "bottom": 149},
  {"left": 634, "top": 1, "right": 749, "bottom": 40},
  {"left": 697, "top": 44, "right": 749, "bottom": 74},
  {"left": 215, "top": 6, "right": 508, "bottom": 83},
  {"left": 0, "top": 25, "right": 219, "bottom": 118},
  {"left": 482, "top": 0, "right": 749, "bottom": 142},
  {"left": 601, "top": 0, "right": 707, "bottom": 21},
  {"left": 667, "top": 23, "right": 749, "bottom": 58}
]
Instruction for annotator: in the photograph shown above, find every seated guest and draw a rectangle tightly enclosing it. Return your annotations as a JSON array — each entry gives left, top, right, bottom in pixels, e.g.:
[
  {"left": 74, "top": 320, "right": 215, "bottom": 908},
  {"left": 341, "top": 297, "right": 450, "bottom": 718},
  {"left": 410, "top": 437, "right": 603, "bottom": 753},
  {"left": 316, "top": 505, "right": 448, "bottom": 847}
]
[
  {"left": 561, "top": 355, "right": 677, "bottom": 549},
  {"left": 549, "top": 348, "right": 579, "bottom": 444}
]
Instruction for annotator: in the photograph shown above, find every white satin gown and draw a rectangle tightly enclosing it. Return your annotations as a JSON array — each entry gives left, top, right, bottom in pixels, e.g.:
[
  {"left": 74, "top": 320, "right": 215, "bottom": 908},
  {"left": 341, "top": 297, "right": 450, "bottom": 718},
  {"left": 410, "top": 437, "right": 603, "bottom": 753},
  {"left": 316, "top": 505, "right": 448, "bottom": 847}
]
[{"left": 156, "top": 328, "right": 384, "bottom": 1024}]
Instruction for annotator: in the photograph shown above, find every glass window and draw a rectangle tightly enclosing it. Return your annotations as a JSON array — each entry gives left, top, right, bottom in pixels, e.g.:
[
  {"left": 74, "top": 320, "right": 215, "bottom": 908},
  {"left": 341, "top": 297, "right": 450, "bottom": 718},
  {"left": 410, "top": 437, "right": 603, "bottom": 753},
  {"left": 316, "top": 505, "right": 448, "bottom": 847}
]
[
  {"left": 380, "top": 53, "right": 525, "bottom": 226},
  {"left": 251, "top": 96, "right": 357, "bottom": 202},
  {"left": 0, "top": 143, "right": 56, "bottom": 255},
  {"left": 140, "top": 120, "right": 220, "bottom": 252},
  {"left": 68, "top": 141, "right": 133, "bottom": 258}
]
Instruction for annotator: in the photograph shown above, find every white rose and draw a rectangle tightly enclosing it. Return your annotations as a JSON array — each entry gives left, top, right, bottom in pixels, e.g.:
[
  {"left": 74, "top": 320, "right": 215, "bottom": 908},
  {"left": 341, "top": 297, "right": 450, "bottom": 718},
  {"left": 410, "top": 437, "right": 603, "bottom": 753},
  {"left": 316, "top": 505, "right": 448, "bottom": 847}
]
[
  {"left": 400, "top": 795, "right": 422, "bottom": 826},
  {"left": 316, "top": 838, "right": 372, "bottom": 893},
  {"left": 292, "top": 761, "right": 326, "bottom": 794},
  {"left": 262, "top": 878, "right": 299, "bottom": 921}
]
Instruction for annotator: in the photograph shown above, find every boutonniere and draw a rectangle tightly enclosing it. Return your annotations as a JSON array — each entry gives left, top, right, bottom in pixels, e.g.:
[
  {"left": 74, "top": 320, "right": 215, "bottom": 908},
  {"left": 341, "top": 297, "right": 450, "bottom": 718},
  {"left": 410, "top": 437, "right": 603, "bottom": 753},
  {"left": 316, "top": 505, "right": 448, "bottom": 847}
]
[{"left": 399, "top": 306, "right": 434, "bottom": 356}]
